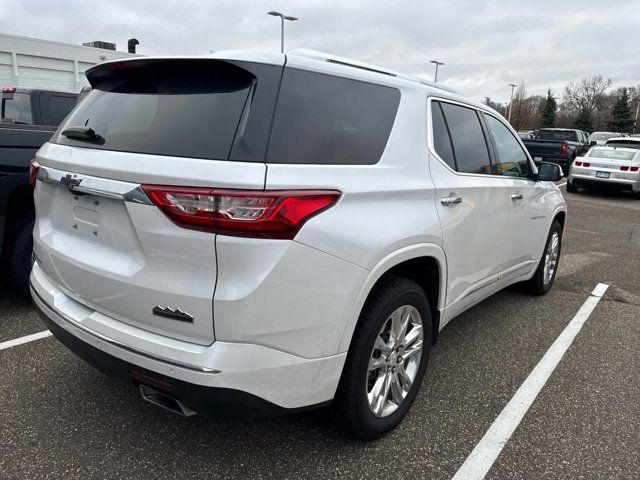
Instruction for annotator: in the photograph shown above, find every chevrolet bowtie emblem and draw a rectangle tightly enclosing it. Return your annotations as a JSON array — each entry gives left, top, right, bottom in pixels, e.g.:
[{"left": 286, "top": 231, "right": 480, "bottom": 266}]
[
  {"left": 152, "top": 306, "right": 194, "bottom": 323},
  {"left": 60, "top": 174, "right": 82, "bottom": 189}
]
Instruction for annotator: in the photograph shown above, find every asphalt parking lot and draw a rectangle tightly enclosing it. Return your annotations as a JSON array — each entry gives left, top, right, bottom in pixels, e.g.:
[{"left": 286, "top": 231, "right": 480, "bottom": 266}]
[{"left": 1, "top": 184, "right": 639, "bottom": 480}]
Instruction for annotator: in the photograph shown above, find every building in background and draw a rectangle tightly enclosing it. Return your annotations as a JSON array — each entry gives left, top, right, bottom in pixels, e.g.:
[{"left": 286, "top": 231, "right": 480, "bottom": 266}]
[{"left": 0, "top": 33, "right": 139, "bottom": 93}]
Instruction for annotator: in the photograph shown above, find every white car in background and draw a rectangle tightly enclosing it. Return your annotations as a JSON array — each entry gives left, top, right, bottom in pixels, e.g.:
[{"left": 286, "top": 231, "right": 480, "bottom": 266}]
[
  {"left": 567, "top": 144, "right": 640, "bottom": 196},
  {"left": 588, "top": 131, "right": 621, "bottom": 146}
]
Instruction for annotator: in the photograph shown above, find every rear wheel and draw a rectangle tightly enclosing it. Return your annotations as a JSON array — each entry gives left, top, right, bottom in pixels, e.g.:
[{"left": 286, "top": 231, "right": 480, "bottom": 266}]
[
  {"left": 6, "top": 217, "right": 34, "bottom": 297},
  {"left": 525, "top": 220, "right": 562, "bottom": 295},
  {"left": 565, "top": 180, "right": 578, "bottom": 193},
  {"left": 335, "top": 276, "right": 432, "bottom": 440}
]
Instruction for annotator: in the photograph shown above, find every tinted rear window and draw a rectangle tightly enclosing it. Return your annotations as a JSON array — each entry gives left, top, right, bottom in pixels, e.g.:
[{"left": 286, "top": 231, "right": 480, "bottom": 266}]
[
  {"left": 53, "top": 60, "right": 258, "bottom": 160},
  {"left": 267, "top": 68, "right": 400, "bottom": 165},
  {"left": 536, "top": 130, "right": 578, "bottom": 141},
  {"left": 1, "top": 92, "right": 33, "bottom": 124}
]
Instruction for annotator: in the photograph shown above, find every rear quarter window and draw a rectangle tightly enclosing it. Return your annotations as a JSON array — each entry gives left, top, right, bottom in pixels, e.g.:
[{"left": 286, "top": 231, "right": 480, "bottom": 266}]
[{"left": 266, "top": 68, "right": 400, "bottom": 165}]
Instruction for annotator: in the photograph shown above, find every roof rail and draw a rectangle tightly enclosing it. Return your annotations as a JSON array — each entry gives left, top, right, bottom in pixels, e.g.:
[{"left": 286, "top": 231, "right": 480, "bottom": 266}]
[{"left": 287, "top": 49, "right": 462, "bottom": 95}]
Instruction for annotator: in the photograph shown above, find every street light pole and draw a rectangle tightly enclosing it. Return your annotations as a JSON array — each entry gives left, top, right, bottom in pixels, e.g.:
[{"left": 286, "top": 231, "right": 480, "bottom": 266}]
[
  {"left": 508, "top": 83, "right": 517, "bottom": 123},
  {"left": 268, "top": 11, "right": 298, "bottom": 54},
  {"left": 430, "top": 60, "right": 444, "bottom": 83}
]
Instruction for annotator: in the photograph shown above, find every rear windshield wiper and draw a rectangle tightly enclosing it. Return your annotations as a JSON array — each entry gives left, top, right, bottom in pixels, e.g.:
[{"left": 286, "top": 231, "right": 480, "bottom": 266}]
[{"left": 61, "top": 126, "right": 105, "bottom": 144}]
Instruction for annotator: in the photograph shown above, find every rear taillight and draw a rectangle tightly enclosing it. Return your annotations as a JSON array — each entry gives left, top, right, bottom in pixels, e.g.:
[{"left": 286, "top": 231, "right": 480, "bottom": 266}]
[
  {"left": 620, "top": 166, "right": 629, "bottom": 171},
  {"left": 28, "top": 160, "right": 40, "bottom": 188},
  {"left": 141, "top": 186, "right": 341, "bottom": 240},
  {"left": 582, "top": 162, "right": 591, "bottom": 167},
  {"left": 560, "top": 143, "right": 568, "bottom": 156},
  {"left": 630, "top": 166, "right": 639, "bottom": 172},
  {"left": 574, "top": 161, "right": 582, "bottom": 166},
  {"left": 2, "top": 86, "right": 16, "bottom": 93}
]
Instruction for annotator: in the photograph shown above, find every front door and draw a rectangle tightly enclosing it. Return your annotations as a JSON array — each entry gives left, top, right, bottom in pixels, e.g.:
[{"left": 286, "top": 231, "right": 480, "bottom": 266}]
[{"left": 482, "top": 113, "right": 550, "bottom": 269}]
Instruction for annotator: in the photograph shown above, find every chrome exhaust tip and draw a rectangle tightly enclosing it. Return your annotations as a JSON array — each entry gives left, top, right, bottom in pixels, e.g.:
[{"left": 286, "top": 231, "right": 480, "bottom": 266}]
[{"left": 138, "top": 384, "right": 197, "bottom": 417}]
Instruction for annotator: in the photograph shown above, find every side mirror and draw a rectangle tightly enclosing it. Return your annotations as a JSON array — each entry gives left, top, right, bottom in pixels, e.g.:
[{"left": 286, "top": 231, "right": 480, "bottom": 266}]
[
  {"left": 589, "top": 140, "right": 597, "bottom": 146},
  {"left": 538, "top": 162, "right": 563, "bottom": 182}
]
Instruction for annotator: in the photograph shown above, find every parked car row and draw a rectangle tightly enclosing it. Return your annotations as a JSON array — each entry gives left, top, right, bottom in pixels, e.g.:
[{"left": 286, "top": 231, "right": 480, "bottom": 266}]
[
  {"left": 0, "top": 87, "right": 78, "bottom": 294},
  {"left": 27, "top": 50, "right": 567, "bottom": 439}
]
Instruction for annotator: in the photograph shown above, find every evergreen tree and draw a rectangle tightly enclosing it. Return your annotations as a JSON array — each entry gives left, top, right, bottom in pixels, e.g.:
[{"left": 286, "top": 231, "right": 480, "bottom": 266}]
[
  {"left": 607, "top": 88, "right": 634, "bottom": 133},
  {"left": 540, "top": 89, "right": 557, "bottom": 128},
  {"left": 572, "top": 107, "right": 593, "bottom": 133}
]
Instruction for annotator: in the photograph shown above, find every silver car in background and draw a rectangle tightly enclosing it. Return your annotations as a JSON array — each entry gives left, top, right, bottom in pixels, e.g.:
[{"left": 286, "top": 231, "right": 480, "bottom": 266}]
[
  {"left": 588, "top": 131, "right": 621, "bottom": 146},
  {"left": 567, "top": 144, "right": 640, "bottom": 197}
]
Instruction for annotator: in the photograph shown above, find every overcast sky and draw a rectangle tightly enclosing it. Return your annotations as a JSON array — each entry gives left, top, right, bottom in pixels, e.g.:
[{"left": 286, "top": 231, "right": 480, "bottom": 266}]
[{"left": 2, "top": 0, "right": 638, "bottom": 103}]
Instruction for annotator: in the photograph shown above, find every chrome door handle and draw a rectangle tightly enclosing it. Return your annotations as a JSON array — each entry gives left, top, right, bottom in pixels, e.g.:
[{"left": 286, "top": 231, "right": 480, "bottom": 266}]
[
  {"left": 510, "top": 193, "right": 524, "bottom": 201},
  {"left": 441, "top": 193, "right": 463, "bottom": 206}
]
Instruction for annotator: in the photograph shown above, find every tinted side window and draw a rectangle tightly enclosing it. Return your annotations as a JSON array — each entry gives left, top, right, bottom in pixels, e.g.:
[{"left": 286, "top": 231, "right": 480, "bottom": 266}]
[
  {"left": 48, "top": 95, "right": 77, "bottom": 126},
  {"left": 484, "top": 114, "right": 531, "bottom": 177},
  {"left": 431, "top": 101, "right": 456, "bottom": 169},
  {"left": 440, "top": 102, "right": 492, "bottom": 174},
  {"left": 267, "top": 68, "right": 400, "bottom": 165}
]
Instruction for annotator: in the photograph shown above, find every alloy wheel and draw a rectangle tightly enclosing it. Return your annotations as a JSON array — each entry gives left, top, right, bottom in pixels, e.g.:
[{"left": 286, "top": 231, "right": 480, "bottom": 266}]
[
  {"left": 366, "top": 305, "right": 424, "bottom": 418},
  {"left": 543, "top": 231, "right": 560, "bottom": 285}
]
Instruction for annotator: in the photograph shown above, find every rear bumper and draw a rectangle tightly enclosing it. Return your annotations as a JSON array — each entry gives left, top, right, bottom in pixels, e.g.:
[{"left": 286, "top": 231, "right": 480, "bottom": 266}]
[
  {"left": 569, "top": 172, "right": 639, "bottom": 192},
  {"left": 30, "top": 263, "right": 344, "bottom": 416}
]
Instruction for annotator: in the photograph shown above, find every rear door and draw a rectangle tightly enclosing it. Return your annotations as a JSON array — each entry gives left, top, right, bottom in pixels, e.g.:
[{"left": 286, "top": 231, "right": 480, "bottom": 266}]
[
  {"left": 33, "top": 58, "right": 282, "bottom": 345},
  {"left": 428, "top": 99, "right": 509, "bottom": 309},
  {"left": 482, "top": 113, "right": 549, "bottom": 268}
]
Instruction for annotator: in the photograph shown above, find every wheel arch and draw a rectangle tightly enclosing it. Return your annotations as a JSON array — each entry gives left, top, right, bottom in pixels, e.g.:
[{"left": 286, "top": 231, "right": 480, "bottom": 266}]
[
  {"left": 338, "top": 244, "right": 446, "bottom": 353},
  {"left": 553, "top": 209, "right": 566, "bottom": 231}
]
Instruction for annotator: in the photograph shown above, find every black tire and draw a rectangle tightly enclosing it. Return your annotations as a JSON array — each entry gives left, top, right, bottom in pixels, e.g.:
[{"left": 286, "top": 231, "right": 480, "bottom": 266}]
[
  {"left": 525, "top": 220, "right": 562, "bottom": 295},
  {"left": 7, "top": 217, "right": 34, "bottom": 297},
  {"left": 565, "top": 180, "right": 578, "bottom": 193},
  {"left": 335, "top": 276, "right": 432, "bottom": 440}
]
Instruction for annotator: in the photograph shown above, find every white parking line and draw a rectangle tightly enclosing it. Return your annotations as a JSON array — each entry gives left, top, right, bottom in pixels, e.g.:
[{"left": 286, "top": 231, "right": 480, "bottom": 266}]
[
  {"left": 0, "top": 330, "right": 52, "bottom": 351},
  {"left": 452, "top": 283, "right": 609, "bottom": 480},
  {"left": 557, "top": 181, "right": 567, "bottom": 187}
]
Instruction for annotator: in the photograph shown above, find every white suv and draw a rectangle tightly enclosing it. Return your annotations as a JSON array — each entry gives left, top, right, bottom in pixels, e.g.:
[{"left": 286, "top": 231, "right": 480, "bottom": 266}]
[{"left": 30, "top": 50, "right": 566, "bottom": 439}]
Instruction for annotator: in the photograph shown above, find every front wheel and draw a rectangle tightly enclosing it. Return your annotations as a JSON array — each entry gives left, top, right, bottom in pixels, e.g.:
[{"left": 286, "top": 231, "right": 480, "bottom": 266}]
[
  {"left": 335, "top": 276, "right": 432, "bottom": 440},
  {"left": 525, "top": 220, "right": 562, "bottom": 295}
]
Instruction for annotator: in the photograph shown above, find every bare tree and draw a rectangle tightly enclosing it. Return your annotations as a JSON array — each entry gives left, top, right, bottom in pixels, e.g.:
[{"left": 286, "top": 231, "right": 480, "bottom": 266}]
[
  {"left": 563, "top": 75, "right": 612, "bottom": 113},
  {"left": 509, "top": 83, "right": 545, "bottom": 130},
  {"left": 510, "top": 82, "right": 528, "bottom": 130}
]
